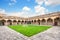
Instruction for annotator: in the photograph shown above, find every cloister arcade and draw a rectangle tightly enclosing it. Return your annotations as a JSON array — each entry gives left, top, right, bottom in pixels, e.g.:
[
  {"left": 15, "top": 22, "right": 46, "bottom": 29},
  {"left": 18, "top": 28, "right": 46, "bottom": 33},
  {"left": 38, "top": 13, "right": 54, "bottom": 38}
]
[{"left": 0, "top": 12, "right": 60, "bottom": 26}]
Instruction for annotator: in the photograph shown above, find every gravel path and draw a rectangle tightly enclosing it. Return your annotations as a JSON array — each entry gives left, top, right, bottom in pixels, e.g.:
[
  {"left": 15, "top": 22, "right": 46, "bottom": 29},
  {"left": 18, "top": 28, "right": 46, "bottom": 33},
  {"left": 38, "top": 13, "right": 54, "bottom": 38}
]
[{"left": 0, "top": 26, "right": 60, "bottom": 40}]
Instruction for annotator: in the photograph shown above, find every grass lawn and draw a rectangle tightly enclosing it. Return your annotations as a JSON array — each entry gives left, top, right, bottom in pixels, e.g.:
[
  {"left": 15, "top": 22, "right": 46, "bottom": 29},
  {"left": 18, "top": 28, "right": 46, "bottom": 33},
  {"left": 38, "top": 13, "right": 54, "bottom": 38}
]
[{"left": 9, "top": 24, "right": 51, "bottom": 37}]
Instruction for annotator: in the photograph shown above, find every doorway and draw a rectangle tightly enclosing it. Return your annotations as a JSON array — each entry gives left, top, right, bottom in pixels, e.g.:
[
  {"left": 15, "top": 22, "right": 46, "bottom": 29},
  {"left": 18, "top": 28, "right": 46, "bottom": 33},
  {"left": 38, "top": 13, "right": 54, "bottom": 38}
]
[
  {"left": 0, "top": 21, "right": 5, "bottom": 26},
  {"left": 54, "top": 21, "right": 58, "bottom": 26},
  {"left": 54, "top": 17, "right": 60, "bottom": 26}
]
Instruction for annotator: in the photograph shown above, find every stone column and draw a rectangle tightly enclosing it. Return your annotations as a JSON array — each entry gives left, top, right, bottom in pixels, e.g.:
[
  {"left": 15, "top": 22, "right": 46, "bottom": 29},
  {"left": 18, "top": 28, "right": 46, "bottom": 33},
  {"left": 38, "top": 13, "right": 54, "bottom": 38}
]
[
  {"left": 11, "top": 20, "right": 13, "bottom": 25},
  {"left": 45, "top": 19, "right": 47, "bottom": 25},
  {"left": 5, "top": 21, "right": 8, "bottom": 26},
  {"left": 53, "top": 19, "right": 54, "bottom": 26}
]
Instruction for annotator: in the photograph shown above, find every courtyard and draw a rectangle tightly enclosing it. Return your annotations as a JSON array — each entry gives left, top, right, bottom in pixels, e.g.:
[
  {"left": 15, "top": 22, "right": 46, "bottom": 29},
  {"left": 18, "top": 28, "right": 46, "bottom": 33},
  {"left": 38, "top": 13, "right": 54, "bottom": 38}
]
[
  {"left": 0, "top": 0, "right": 60, "bottom": 40},
  {"left": 0, "top": 25, "right": 60, "bottom": 40},
  {"left": 9, "top": 24, "right": 51, "bottom": 37}
]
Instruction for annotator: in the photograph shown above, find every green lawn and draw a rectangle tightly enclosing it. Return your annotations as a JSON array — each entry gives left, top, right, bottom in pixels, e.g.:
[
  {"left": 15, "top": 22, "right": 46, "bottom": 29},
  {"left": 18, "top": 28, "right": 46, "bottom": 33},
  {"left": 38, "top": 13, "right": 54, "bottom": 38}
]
[{"left": 9, "top": 24, "right": 51, "bottom": 37}]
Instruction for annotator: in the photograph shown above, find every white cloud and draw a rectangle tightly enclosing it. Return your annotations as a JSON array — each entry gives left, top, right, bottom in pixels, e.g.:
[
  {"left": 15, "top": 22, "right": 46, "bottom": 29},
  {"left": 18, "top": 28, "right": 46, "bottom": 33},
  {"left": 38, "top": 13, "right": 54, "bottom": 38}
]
[
  {"left": 35, "top": 0, "right": 60, "bottom": 15},
  {"left": 22, "top": 6, "right": 31, "bottom": 11},
  {"left": 34, "top": 5, "right": 48, "bottom": 15},
  {"left": 7, "top": 6, "right": 32, "bottom": 18},
  {"left": 45, "top": 0, "right": 60, "bottom": 6},
  {"left": 35, "top": 0, "right": 60, "bottom": 6},
  {"left": 6, "top": 6, "right": 48, "bottom": 18},
  {"left": 0, "top": 8, "right": 5, "bottom": 13},
  {"left": 35, "top": 0, "right": 44, "bottom": 5},
  {"left": 7, "top": 6, "right": 44, "bottom": 18},
  {"left": 0, "top": 7, "right": 33, "bottom": 18},
  {"left": 7, "top": 12, "right": 33, "bottom": 18}
]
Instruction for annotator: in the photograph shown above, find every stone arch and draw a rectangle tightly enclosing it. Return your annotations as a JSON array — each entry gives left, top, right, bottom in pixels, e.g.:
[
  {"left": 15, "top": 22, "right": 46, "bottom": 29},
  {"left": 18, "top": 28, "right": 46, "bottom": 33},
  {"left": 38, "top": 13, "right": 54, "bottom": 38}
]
[
  {"left": 31, "top": 20, "right": 33, "bottom": 22},
  {"left": 13, "top": 20, "right": 17, "bottom": 25},
  {"left": 41, "top": 19, "right": 46, "bottom": 25},
  {"left": 33, "top": 20, "right": 37, "bottom": 24},
  {"left": 47, "top": 18, "right": 53, "bottom": 25},
  {"left": 41, "top": 19, "right": 46, "bottom": 22},
  {"left": 0, "top": 19, "right": 6, "bottom": 25},
  {"left": 21, "top": 20, "right": 24, "bottom": 22},
  {"left": 7, "top": 20, "right": 12, "bottom": 25},
  {"left": 13, "top": 20, "right": 17, "bottom": 22},
  {"left": 17, "top": 20, "right": 21, "bottom": 24},
  {"left": 34, "top": 20, "right": 36, "bottom": 22},
  {"left": 37, "top": 19, "right": 40, "bottom": 25},
  {"left": 21, "top": 20, "right": 24, "bottom": 24},
  {"left": 18, "top": 20, "right": 20, "bottom": 22},
  {"left": 54, "top": 17, "right": 60, "bottom": 26},
  {"left": 27, "top": 21, "right": 31, "bottom": 24}
]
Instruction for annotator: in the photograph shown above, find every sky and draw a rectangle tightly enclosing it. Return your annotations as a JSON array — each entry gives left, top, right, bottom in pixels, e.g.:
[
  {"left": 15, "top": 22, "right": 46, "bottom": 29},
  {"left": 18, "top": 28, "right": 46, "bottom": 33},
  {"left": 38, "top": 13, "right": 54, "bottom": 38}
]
[{"left": 0, "top": 0, "right": 60, "bottom": 18}]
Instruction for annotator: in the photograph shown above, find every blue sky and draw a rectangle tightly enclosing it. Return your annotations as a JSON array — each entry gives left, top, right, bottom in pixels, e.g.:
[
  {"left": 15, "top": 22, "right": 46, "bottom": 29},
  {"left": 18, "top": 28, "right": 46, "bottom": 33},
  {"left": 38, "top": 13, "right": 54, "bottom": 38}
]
[{"left": 0, "top": 0, "right": 60, "bottom": 18}]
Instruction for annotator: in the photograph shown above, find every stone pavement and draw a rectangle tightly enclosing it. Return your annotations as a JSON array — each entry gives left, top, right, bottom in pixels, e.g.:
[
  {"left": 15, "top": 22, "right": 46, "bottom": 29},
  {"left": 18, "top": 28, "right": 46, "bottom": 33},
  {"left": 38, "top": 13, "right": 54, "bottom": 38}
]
[
  {"left": 30, "top": 26, "right": 60, "bottom": 40},
  {"left": 0, "top": 26, "right": 60, "bottom": 40},
  {"left": 0, "top": 26, "right": 29, "bottom": 40}
]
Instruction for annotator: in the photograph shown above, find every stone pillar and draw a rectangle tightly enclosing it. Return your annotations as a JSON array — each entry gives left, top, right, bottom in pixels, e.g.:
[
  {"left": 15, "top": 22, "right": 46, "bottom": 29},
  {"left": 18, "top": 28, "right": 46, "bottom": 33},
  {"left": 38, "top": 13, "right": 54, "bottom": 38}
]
[
  {"left": 53, "top": 19, "right": 54, "bottom": 26},
  {"left": 5, "top": 21, "right": 8, "bottom": 26},
  {"left": 12, "top": 21, "right": 13, "bottom": 25},
  {"left": 45, "top": 19, "right": 47, "bottom": 25}
]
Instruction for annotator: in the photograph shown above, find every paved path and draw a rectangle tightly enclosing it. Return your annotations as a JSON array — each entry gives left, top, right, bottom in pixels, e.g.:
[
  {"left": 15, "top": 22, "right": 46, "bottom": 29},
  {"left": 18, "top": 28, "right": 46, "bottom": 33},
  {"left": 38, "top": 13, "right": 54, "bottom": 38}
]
[
  {"left": 0, "top": 26, "right": 60, "bottom": 40},
  {"left": 0, "top": 26, "right": 29, "bottom": 40},
  {"left": 30, "top": 26, "right": 60, "bottom": 40}
]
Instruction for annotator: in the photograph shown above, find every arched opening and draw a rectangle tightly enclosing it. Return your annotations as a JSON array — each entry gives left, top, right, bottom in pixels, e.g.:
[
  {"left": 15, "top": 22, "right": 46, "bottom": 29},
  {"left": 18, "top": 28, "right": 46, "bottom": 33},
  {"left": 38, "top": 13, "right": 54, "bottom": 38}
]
[
  {"left": 34, "top": 20, "right": 36, "bottom": 23},
  {"left": 7, "top": 20, "right": 12, "bottom": 25},
  {"left": 13, "top": 20, "right": 17, "bottom": 25},
  {"left": 31, "top": 20, "right": 33, "bottom": 22},
  {"left": 21, "top": 20, "right": 24, "bottom": 24},
  {"left": 47, "top": 18, "right": 53, "bottom": 25},
  {"left": 0, "top": 19, "right": 6, "bottom": 25},
  {"left": 41, "top": 19, "right": 46, "bottom": 25},
  {"left": 33, "top": 20, "right": 37, "bottom": 24},
  {"left": 54, "top": 17, "right": 60, "bottom": 26},
  {"left": 27, "top": 21, "right": 31, "bottom": 24},
  {"left": 13, "top": 20, "right": 17, "bottom": 22},
  {"left": 34, "top": 20, "right": 36, "bottom": 24},
  {"left": 37, "top": 19, "right": 40, "bottom": 25},
  {"left": 17, "top": 20, "right": 21, "bottom": 24}
]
